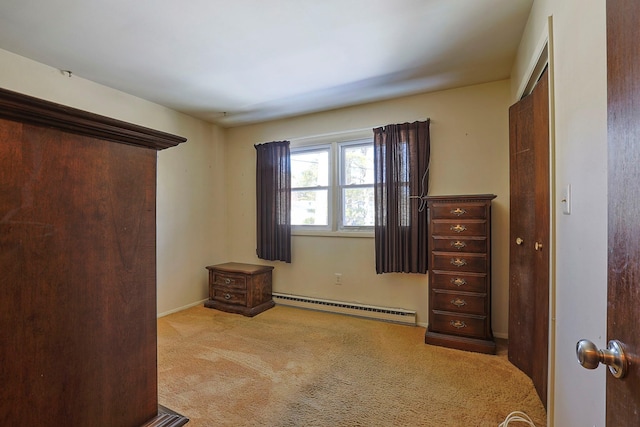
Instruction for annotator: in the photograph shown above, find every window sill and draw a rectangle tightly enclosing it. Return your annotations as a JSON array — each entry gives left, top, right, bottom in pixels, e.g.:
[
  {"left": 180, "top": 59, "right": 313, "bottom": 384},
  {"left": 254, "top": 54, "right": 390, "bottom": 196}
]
[{"left": 292, "top": 230, "right": 374, "bottom": 238}]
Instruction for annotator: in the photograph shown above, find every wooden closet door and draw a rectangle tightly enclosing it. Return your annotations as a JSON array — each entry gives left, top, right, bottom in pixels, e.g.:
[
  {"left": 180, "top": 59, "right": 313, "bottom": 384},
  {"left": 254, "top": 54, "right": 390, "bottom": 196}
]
[{"left": 508, "top": 68, "right": 550, "bottom": 408}]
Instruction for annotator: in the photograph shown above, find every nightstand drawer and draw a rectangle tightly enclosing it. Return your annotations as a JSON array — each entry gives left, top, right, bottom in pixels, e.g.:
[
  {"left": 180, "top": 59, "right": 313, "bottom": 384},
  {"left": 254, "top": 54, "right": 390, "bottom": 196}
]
[
  {"left": 213, "top": 273, "right": 246, "bottom": 289},
  {"left": 430, "top": 311, "right": 487, "bottom": 339},
  {"left": 431, "top": 220, "right": 487, "bottom": 237},
  {"left": 431, "top": 252, "right": 487, "bottom": 273},
  {"left": 431, "top": 290, "right": 486, "bottom": 315},
  {"left": 430, "top": 236, "right": 487, "bottom": 253},
  {"left": 212, "top": 286, "right": 247, "bottom": 306}
]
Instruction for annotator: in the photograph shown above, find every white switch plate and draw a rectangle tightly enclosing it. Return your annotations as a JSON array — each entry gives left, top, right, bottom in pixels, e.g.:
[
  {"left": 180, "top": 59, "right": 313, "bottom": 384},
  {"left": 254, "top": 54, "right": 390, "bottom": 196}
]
[{"left": 562, "top": 184, "right": 571, "bottom": 215}]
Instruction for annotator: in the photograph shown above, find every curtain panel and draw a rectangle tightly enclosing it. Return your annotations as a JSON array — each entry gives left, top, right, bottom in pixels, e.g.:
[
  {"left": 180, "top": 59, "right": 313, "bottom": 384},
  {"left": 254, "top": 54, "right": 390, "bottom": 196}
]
[
  {"left": 255, "top": 141, "right": 291, "bottom": 263},
  {"left": 373, "top": 120, "right": 430, "bottom": 274}
]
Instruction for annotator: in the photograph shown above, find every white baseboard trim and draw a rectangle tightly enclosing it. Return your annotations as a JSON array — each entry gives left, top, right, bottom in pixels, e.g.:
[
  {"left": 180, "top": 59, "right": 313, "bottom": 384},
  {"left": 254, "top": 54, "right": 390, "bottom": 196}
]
[
  {"left": 273, "top": 292, "right": 416, "bottom": 326},
  {"left": 157, "top": 298, "right": 208, "bottom": 318}
]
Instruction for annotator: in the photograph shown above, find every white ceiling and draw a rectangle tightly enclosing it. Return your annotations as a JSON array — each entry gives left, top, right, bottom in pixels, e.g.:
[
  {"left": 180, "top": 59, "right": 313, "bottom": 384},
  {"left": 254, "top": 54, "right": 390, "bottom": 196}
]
[{"left": 0, "top": 0, "right": 533, "bottom": 127}]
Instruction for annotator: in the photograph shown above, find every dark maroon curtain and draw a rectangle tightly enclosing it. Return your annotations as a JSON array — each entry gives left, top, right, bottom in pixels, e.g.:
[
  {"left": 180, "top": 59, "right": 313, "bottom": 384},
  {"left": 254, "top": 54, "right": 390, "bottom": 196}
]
[
  {"left": 373, "top": 120, "right": 430, "bottom": 273},
  {"left": 255, "top": 141, "right": 291, "bottom": 263}
]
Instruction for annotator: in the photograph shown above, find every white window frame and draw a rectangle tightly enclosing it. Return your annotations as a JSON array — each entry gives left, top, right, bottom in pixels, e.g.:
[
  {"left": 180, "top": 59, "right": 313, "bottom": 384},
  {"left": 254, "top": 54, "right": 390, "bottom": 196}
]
[
  {"left": 291, "top": 136, "right": 374, "bottom": 237},
  {"left": 337, "top": 139, "right": 375, "bottom": 232},
  {"left": 290, "top": 144, "right": 332, "bottom": 232}
]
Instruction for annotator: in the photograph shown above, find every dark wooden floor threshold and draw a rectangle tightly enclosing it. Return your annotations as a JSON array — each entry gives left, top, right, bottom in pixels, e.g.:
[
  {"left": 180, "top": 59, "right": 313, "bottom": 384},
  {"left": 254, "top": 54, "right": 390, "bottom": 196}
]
[{"left": 141, "top": 405, "right": 189, "bottom": 427}]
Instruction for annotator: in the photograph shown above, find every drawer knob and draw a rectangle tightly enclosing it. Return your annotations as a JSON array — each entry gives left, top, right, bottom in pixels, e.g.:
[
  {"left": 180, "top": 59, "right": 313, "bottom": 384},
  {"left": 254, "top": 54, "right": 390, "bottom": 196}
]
[
  {"left": 451, "top": 240, "right": 466, "bottom": 250},
  {"left": 224, "top": 278, "right": 231, "bottom": 284},
  {"left": 224, "top": 293, "right": 231, "bottom": 300},
  {"left": 451, "top": 258, "right": 467, "bottom": 267},
  {"left": 450, "top": 224, "right": 467, "bottom": 233},
  {"left": 450, "top": 320, "right": 467, "bottom": 329},
  {"left": 451, "top": 298, "right": 467, "bottom": 307},
  {"left": 451, "top": 277, "right": 467, "bottom": 287},
  {"left": 450, "top": 208, "right": 467, "bottom": 216}
]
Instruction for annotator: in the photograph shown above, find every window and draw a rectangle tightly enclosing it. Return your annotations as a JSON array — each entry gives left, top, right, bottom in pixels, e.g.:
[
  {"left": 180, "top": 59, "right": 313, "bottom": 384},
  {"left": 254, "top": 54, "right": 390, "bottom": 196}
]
[
  {"left": 291, "top": 139, "right": 374, "bottom": 233},
  {"left": 291, "top": 146, "right": 330, "bottom": 228},
  {"left": 339, "top": 142, "right": 374, "bottom": 228}
]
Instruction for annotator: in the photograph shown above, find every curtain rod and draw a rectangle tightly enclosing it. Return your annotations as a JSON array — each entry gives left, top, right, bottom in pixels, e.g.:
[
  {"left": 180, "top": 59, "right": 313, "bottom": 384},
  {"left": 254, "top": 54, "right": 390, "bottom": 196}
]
[
  {"left": 288, "top": 119, "right": 430, "bottom": 144},
  {"left": 288, "top": 126, "right": 377, "bottom": 143}
]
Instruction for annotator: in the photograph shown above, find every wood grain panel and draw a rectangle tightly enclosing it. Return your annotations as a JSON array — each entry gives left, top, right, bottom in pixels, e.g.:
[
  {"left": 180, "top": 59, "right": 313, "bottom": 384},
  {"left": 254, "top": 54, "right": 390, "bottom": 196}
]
[
  {"left": 0, "top": 90, "right": 186, "bottom": 426},
  {"left": 0, "top": 121, "right": 158, "bottom": 425},
  {"left": 607, "top": 0, "right": 640, "bottom": 423}
]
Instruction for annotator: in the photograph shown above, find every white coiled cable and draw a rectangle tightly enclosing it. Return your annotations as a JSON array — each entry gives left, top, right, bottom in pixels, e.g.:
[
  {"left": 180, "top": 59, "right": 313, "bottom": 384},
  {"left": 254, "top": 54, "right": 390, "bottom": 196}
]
[{"left": 498, "top": 411, "right": 537, "bottom": 426}]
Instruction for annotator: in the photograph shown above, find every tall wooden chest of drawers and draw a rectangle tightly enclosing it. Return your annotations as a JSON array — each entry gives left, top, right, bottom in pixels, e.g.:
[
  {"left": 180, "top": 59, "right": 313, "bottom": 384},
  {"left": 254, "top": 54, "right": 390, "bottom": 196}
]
[
  {"left": 424, "top": 194, "right": 496, "bottom": 354},
  {"left": 204, "top": 262, "right": 275, "bottom": 317}
]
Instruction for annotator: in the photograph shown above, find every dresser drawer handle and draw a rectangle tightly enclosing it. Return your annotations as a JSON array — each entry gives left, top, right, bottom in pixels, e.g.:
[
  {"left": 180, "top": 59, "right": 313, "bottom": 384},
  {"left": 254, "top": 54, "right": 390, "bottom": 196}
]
[
  {"left": 450, "top": 258, "right": 467, "bottom": 267},
  {"left": 451, "top": 240, "right": 466, "bottom": 250},
  {"left": 224, "top": 278, "right": 232, "bottom": 285},
  {"left": 450, "top": 224, "right": 467, "bottom": 233},
  {"left": 450, "top": 320, "right": 467, "bottom": 329},
  {"left": 224, "top": 293, "right": 231, "bottom": 300},
  {"left": 450, "top": 208, "right": 467, "bottom": 216},
  {"left": 451, "top": 298, "right": 467, "bottom": 307},
  {"left": 451, "top": 277, "right": 467, "bottom": 287}
]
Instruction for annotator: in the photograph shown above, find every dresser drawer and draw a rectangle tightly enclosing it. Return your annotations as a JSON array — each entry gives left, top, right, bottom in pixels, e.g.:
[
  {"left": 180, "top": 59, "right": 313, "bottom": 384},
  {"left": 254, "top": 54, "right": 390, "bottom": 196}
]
[
  {"left": 430, "top": 203, "right": 488, "bottom": 220},
  {"left": 431, "top": 252, "right": 487, "bottom": 273},
  {"left": 431, "top": 220, "right": 487, "bottom": 237},
  {"left": 430, "top": 311, "right": 487, "bottom": 339},
  {"left": 211, "top": 286, "right": 247, "bottom": 306},
  {"left": 431, "top": 290, "right": 486, "bottom": 315},
  {"left": 430, "top": 236, "right": 487, "bottom": 253},
  {"left": 430, "top": 271, "right": 488, "bottom": 293},
  {"left": 213, "top": 272, "right": 247, "bottom": 289}
]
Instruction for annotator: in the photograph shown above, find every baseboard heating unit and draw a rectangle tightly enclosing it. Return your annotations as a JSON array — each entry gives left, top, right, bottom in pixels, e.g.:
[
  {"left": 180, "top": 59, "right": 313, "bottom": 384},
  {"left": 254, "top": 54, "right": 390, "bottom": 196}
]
[{"left": 272, "top": 293, "right": 416, "bottom": 326}]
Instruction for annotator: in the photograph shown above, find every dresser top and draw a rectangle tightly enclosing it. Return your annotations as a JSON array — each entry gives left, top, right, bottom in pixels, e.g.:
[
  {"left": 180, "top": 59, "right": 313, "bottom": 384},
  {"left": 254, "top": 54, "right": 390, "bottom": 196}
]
[
  {"left": 206, "top": 262, "right": 274, "bottom": 275},
  {"left": 425, "top": 194, "right": 496, "bottom": 202}
]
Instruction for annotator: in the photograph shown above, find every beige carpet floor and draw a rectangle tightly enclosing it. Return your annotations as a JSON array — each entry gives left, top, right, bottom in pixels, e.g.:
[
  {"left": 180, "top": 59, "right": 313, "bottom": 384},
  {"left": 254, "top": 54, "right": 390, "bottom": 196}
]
[{"left": 158, "top": 305, "right": 546, "bottom": 427}]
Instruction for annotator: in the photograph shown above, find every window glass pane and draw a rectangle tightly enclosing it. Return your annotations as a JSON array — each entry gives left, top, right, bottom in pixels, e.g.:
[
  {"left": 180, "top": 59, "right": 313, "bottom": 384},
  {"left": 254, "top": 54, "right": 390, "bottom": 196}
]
[
  {"left": 342, "top": 187, "right": 375, "bottom": 226},
  {"left": 398, "top": 142, "right": 409, "bottom": 183},
  {"left": 342, "top": 144, "right": 374, "bottom": 185},
  {"left": 291, "top": 149, "right": 329, "bottom": 188},
  {"left": 291, "top": 189, "right": 328, "bottom": 225},
  {"left": 399, "top": 184, "right": 410, "bottom": 227}
]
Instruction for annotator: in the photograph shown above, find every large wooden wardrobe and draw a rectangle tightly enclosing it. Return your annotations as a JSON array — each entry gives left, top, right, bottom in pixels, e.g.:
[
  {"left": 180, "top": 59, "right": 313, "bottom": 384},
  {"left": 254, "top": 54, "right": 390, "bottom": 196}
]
[{"left": 0, "top": 88, "right": 188, "bottom": 426}]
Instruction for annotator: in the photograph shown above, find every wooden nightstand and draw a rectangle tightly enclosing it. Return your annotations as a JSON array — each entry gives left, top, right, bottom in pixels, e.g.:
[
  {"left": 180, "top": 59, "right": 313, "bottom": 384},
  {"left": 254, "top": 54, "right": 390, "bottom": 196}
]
[{"left": 204, "top": 262, "right": 275, "bottom": 317}]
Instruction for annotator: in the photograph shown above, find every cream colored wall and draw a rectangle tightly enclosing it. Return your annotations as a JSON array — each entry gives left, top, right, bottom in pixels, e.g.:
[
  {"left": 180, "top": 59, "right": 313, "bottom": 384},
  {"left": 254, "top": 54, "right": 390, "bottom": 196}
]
[
  {"left": 156, "top": 123, "right": 227, "bottom": 315},
  {"left": 225, "top": 80, "right": 511, "bottom": 334},
  {"left": 512, "top": 1, "right": 607, "bottom": 426},
  {"left": 0, "top": 48, "right": 225, "bottom": 316}
]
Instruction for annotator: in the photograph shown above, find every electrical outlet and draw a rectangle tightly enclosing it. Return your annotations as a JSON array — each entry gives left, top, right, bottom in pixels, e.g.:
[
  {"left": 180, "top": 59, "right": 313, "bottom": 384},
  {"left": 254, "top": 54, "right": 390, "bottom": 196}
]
[{"left": 334, "top": 273, "right": 342, "bottom": 285}]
